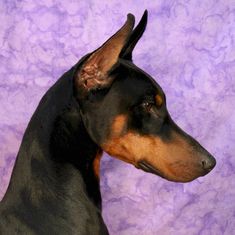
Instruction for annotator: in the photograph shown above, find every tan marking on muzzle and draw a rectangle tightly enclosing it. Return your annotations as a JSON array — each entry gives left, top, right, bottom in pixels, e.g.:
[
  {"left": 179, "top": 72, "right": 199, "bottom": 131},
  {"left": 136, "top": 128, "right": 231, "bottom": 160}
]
[{"left": 101, "top": 115, "right": 203, "bottom": 182}]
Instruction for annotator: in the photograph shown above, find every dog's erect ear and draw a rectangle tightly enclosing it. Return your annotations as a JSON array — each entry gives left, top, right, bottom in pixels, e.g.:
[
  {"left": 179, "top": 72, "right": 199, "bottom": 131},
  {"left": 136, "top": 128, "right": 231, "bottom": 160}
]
[
  {"left": 75, "top": 14, "right": 135, "bottom": 93},
  {"left": 120, "top": 10, "right": 148, "bottom": 60}
]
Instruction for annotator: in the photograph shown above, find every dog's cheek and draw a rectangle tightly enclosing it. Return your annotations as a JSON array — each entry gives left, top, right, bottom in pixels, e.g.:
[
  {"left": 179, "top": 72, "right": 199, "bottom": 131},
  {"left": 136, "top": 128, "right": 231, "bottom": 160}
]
[{"left": 101, "top": 132, "right": 160, "bottom": 165}]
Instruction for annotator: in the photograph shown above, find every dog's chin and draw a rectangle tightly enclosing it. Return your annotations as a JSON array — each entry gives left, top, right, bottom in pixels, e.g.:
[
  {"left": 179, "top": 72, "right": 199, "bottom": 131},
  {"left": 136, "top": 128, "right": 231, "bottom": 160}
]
[
  {"left": 137, "top": 161, "right": 199, "bottom": 183},
  {"left": 137, "top": 161, "right": 166, "bottom": 179}
]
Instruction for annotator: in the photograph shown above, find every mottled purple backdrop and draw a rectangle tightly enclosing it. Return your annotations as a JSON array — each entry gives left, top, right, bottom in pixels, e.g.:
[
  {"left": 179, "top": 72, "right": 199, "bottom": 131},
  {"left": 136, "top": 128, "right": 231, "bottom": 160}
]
[{"left": 0, "top": 1, "right": 234, "bottom": 234}]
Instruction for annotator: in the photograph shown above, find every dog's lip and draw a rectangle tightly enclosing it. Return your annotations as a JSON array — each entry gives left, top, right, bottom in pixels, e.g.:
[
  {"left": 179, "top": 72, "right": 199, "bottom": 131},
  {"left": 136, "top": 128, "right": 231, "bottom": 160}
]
[{"left": 137, "top": 161, "right": 165, "bottom": 178}]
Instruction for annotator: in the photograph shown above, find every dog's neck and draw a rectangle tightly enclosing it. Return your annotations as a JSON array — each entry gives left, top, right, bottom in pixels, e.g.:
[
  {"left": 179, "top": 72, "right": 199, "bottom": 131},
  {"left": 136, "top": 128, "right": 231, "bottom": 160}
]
[
  {"left": 49, "top": 103, "right": 103, "bottom": 208},
  {"left": 2, "top": 67, "right": 102, "bottom": 211}
]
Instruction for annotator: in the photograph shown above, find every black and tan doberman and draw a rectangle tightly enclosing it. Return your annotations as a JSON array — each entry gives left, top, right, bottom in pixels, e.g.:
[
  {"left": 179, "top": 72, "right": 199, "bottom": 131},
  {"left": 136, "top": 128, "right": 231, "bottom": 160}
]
[{"left": 0, "top": 11, "right": 216, "bottom": 234}]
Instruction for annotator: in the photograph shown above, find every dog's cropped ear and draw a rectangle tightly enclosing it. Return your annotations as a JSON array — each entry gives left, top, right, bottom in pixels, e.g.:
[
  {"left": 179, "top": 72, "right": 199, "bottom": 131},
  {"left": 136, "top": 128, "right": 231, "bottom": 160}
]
[
  {"left": 120, "top": 10, "right": 148, "bottom": 60},
  {"left": 75, "top": 14, "right": 135, "bottom": 93}
]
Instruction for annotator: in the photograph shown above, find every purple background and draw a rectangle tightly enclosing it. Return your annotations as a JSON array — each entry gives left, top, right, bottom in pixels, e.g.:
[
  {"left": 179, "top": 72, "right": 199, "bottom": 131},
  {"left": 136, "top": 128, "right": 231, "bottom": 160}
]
[{"left": 0, "top": 1, "right": 235, "bottom": 234}]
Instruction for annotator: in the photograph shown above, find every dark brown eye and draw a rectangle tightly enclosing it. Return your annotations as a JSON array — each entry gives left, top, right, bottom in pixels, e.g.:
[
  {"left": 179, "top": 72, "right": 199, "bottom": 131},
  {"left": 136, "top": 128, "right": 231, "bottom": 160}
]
[{"left": 142, "top": 101, "right": 154, "bottom": 112}]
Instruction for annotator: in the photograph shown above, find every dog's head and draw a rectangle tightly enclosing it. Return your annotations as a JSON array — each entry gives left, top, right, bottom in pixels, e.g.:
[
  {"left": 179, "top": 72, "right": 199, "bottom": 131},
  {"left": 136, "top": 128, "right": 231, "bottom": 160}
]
[{"left": 73, "top": 11, "right": 216, "bottom": 182}]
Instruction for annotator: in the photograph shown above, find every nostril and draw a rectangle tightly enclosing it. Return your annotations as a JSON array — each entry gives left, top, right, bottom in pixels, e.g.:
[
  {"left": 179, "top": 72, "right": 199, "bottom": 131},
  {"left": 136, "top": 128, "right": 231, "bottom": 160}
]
[{"left": 202, "top": 160, "right": 207, "bottom": 169}]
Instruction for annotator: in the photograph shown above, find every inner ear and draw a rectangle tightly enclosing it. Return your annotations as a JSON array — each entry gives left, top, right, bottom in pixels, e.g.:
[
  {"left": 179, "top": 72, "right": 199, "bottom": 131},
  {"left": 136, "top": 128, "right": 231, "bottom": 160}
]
[{"left": 74, "top": 13, "right": 135, "bottom": 94}]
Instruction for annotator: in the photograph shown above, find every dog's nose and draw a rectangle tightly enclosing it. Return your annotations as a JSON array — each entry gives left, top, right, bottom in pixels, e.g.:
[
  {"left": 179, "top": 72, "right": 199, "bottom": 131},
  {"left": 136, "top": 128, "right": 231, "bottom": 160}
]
[{"left": 201, "top": 155, "right": 216, "bottom": 172}]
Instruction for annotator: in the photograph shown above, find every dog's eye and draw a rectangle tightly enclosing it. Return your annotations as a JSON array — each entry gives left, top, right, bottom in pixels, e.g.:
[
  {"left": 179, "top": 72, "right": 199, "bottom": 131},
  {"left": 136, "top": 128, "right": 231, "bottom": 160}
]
[{"left": 142, "top": 101, "right": 154, "bottom": 112}]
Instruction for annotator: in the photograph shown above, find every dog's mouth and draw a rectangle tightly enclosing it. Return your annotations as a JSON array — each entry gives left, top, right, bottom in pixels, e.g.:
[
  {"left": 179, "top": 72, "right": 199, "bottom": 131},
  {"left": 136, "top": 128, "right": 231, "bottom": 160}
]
[{"left": 137, "top": 161, "right": 165, "bottom": 178}]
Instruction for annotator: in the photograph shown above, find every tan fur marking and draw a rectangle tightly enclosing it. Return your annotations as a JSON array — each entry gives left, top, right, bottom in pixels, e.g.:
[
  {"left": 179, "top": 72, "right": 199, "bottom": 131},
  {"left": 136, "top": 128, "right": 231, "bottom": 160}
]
[
  {"left": 102, "top": 116, "right": 202, "bottom": 182},
  {"left": 102, "top": 132, "right": 163, "bottom": 166},
  {"left": 155, "top": 94, "right": 163, "bottom": 107},
  {"left": 111, "top": 114, "right": 127, "bottom": 137},
  {"left": 93, "top": 149, "right": 103, "bottom": 181}
]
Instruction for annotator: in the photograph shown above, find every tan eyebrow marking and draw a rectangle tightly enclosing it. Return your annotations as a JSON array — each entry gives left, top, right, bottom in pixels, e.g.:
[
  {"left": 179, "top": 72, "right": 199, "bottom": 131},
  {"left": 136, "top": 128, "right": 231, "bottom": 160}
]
[{"left": 155, "top": 94, "right": 163, "bottom": 107}]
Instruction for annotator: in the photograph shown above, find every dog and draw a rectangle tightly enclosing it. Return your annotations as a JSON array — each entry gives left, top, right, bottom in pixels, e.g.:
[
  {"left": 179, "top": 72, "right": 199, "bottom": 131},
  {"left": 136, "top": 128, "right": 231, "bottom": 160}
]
[{"left": 0, "top": 10, "right": 216, "bottom": 234}]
